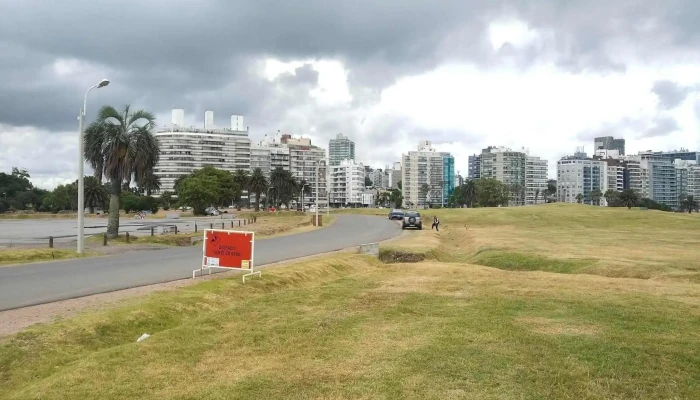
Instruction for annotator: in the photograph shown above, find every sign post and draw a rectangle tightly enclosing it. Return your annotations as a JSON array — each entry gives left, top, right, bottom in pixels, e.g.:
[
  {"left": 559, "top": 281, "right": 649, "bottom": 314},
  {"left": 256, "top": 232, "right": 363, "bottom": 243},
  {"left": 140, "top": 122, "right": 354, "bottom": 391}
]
[{"left": 193, "top": 229, "right": 260, "bottom": 283}]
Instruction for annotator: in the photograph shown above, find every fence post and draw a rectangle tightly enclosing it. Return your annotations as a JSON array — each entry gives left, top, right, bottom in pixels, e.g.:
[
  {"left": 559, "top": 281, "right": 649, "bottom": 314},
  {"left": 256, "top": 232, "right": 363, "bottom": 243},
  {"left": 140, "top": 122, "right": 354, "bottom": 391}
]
[
  {"left": 150, "top": 227, "right": 155, "bottom": 236},
  {"left": 230, "top": 220, "right": 233, "bottom": 228},
  {"left": 174, "top": 225, "right": 178, "bottom": 234},
  {"left": 210, "top": 223, "right": 213, "bottom": 229},
  {"left": 221, "top": 222, "right": 225, "bottom": 229},
  {"left": 254, "top": 216, "right": 257, "bottom": 223},
  {"left": 195, "top": 223, "right": 197, "bottom": 233},
  {"left": 238, "top": 220, "right": 241, "bottom": 227},
  {"left": 126, "top": 232, "right": 130, "bottom": 243},
  {"left": 49, "top": 236, "right": 54, "bottom": 248},
  {"left": 103, "top": 233, "right": 107, "bottom": 246}
]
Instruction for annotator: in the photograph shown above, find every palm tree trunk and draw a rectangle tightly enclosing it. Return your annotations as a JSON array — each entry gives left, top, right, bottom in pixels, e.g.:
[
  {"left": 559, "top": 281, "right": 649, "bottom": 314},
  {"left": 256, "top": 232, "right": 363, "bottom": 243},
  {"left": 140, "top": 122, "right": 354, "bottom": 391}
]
[
  {"left": 107, "top": 179, "right": 121, "bottom": 238},
  {"left": 254, "top": 191, "right": 261, "bottom": 212}
]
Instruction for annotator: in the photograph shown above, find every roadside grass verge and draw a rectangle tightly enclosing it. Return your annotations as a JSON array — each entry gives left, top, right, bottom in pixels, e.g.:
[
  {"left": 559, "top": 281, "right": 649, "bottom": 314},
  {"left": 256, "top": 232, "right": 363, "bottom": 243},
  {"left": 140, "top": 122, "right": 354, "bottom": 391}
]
[
  {"left": 2, "top": 254, "right": 700, "bottom": 399},
  {"left": 88, "top": 215, "right": 332, "bottom": 247},
  {"left": 0, "top": 249, "right": 97, "bottom": 266}
]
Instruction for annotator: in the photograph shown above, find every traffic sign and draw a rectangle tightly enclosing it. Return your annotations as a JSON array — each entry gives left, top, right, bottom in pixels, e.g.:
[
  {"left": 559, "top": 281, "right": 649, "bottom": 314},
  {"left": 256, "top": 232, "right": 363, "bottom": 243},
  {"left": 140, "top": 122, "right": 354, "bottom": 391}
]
[{"left": 193, "top": 229, "right": 261, "bottom": 283}]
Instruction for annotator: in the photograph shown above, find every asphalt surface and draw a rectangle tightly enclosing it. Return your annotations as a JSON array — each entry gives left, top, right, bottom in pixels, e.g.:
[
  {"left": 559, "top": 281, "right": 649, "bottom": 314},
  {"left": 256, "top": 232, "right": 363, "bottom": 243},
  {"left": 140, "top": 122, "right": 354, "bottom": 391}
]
[
  {"left": 0, "top": 215, "right": 400, "bottom": 311},
  {"left": 0, "top": 214, "right": 240, "bottom": 245}
]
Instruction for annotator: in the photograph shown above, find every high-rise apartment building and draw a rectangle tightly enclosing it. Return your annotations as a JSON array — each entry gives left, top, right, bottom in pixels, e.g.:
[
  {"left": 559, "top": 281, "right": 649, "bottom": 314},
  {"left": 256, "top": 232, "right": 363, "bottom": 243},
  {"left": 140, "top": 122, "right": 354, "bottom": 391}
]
[
  {"left": 556, "top": 152, "right": 606, "bottom": 205},
  {"left": 153, "top": 109, "right": 250, "bottom": 195},
  {"left": 389, "top": 162, "right": 402, "bottom": 189},
  {"left": 328, "top": 133, "right": 355, "bottom": 166},
  {"left": 480, "top": 146, "right": 531, "bottom": 206},
  {"left": 468, "top": 154, "right": 481, "bottom": 179},
  {"left": 250, "top": 138, "right": 290, "bottom": 181},
  {"left": 525, "top": 156, "right": 548, "bottom": 204},
  {"left": 283, "top": 136, "right": 327, "bottom": 206},
  {"left": 401, "top": 141, "right": 455, "bottom": 208},
  {"left": 594, "top": 136, "right": 626, "bottom": 155},
  {"left": 328, "top": 159, "right": 365, "bottom": 207}
]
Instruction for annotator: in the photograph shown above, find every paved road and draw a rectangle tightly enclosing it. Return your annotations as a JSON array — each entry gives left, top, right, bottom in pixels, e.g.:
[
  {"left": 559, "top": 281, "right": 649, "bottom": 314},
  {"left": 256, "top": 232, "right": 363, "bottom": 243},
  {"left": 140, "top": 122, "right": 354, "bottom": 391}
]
[
  {"left": 0, "top": 215, "right": 399, "bottom": 311},
  {"left": 0, "top": 215, "right": 241, "bottom": 246}
]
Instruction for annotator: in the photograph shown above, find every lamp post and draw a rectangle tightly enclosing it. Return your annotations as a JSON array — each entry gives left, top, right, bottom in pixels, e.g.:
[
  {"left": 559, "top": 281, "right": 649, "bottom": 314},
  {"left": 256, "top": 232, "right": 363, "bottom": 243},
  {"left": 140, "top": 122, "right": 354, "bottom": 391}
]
[
  {"left": 77, "top": 78, "right": 109, "bottom": 254},
  {"left": 267, "top": 186, "right": 275, "bottom": 211},
  {"left": 300, "top": 183, "right": 308, "bottom": 211},
  {"left": 314, "top": 158, "right": 325, "bottom": 225}
]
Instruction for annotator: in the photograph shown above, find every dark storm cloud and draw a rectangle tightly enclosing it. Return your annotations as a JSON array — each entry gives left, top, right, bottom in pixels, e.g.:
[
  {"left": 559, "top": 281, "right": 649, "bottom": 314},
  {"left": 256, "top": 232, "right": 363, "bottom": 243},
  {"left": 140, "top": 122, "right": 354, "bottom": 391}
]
[{"left": 652, "top": 80, "right": 692, "bottom": 109}]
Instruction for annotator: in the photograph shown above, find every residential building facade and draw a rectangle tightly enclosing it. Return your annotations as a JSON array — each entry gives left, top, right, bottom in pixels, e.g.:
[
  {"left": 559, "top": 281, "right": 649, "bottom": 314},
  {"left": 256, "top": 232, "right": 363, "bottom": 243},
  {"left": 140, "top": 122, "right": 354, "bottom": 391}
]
[
  {"left": 525, "top": 156, "right": 548, "bottom": 205},
  {"left": 153, "top": 109, "right": 250, "bottom": 195},
  {"left": 556, "top": 151, "right": 606, "bottom": 204},
  {"left": 328, "top": 133, "right": 355, "bottom": 166},
  {"left": 283, "top": 136, "right": 327, "bottom": 206},
  {"left": 401, "top": 141, "right": 455, "bottom": 208},
  {"left": 480, "top": 146, "right": 528, "bottom": 206},
  {"left": 328, "top": 159, "right": 365, "bottom": 207},
  {"left": 468, "top": 154, "right": 481, "bottom": 179}
]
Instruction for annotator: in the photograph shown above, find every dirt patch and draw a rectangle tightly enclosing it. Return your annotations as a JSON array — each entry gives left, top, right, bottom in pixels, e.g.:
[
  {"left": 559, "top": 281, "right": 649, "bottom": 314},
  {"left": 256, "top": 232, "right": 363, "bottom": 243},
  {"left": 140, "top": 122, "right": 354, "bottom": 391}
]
[
  {"left": 516, "top": 316, "right": 603, "bottom": 336},
  {"left": 378, "top": 249, "right": 426, "bottom": 263}
]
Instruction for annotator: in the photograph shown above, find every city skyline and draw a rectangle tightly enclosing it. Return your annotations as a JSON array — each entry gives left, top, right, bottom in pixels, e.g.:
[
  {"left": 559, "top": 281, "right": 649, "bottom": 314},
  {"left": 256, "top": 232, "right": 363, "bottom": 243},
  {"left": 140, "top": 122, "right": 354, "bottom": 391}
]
[{"left": 2, "top": 1, "right": 700, "bottom": 189}]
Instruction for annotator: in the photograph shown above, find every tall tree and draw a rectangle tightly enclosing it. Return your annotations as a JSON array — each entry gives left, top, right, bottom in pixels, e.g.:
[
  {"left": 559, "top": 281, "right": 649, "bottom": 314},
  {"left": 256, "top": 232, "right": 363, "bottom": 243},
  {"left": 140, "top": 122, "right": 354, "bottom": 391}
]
[
  {"left": 84, "top": 105, "right": 159, "bottom": 238},
  {"left": 475, "top": 178, "right": 508, "bottom": 207},
  {"left": 534, "top": 188, "right": 540, "bottom": 205},
  {"left": 591, "top": 189, "right": 603, "bottom": 206},
  {"left": 247, "top": 168, "right": 268, "bottom": 212},
  {"left": 81, "top": 176, "right": 108, "bottom": 213},
  {"left": 619, "top": 189, "right": 640, "bottom": 209},
  {"left": 419, "top": 183, "right": 430, "bottom": 209},
  {"left": 137, "top": 169, "right": 161, "bottom": 196},
  {"left": 232, "top": 169, "right": 250, "bottom": 210},
  {"left": 575, "top": 193, "right": 583, "bottom": 203},
  {"left": 680, "top": 195, "right": 699, "bottom": 213}
]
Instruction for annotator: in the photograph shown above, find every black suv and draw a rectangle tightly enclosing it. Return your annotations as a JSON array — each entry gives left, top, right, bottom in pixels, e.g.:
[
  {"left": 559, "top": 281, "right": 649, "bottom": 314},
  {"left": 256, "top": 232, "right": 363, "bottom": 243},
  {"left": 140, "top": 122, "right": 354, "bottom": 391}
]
[
  {"left": 402, "top": 211, "right": 422, "bottom": 230},
  {"left": 388, "top": 209, "right": 405, "bottom": 220}
]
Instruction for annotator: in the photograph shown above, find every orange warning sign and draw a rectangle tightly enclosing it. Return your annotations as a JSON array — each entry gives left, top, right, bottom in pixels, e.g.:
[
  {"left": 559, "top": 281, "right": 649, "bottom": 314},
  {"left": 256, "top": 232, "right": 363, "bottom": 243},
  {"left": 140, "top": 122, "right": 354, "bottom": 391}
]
[{"left": 202, "top": 230, "right": 254, "bottom": 270}]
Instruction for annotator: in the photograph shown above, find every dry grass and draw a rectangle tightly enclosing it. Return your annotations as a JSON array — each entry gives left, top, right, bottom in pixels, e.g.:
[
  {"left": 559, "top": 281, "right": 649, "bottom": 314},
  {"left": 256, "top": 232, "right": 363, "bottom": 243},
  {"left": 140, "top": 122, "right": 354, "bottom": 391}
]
[
  {"left": 2, "top": 204, "right": 700, "bottom": 398},
  {"left": 0, "top": 249, "right": 98, "bottom": 266},
  {"left": 96, "top": 214, "right": 330, "bottom": 247},
  {"left": 1, "top": 253, "right": 699, "bottom": 399}
]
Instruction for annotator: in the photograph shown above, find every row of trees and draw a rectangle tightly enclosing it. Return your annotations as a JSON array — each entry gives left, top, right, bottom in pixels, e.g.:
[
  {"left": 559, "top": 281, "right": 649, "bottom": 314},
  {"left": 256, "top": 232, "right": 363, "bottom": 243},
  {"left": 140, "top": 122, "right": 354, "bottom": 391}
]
[{"left": 173, "top": 166, "right": 313, "bottom": 215}]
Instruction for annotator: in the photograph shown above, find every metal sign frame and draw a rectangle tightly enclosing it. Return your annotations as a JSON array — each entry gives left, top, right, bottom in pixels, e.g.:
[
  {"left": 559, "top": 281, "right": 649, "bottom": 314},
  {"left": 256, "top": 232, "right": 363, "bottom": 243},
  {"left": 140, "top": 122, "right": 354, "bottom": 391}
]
[{"left": 192, "top": 229, "right": 261, "bottom": 283}]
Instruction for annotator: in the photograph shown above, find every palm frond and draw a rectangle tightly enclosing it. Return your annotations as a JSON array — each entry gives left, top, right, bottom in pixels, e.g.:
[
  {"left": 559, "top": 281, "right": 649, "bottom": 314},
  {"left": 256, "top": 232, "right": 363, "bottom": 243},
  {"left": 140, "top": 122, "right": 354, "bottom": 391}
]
[
  {"left": 127, "top": 109, "right": 157, "bottom": 131},
  {"left": 97, "top": 105, "right": 124, "bottom": 126}
]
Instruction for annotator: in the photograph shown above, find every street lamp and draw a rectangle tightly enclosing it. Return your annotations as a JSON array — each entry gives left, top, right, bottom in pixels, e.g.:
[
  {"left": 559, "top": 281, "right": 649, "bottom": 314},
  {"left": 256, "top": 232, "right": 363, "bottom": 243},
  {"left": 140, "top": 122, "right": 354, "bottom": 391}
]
[
  {"left": 77, "top": 78, "right": 109, "bottom": 254},
  {"left": 266, "top": 186, "right": 275, "bottom": 211},
  {"left": 314, "top": 158, "right": 326, "bottom": 225}
]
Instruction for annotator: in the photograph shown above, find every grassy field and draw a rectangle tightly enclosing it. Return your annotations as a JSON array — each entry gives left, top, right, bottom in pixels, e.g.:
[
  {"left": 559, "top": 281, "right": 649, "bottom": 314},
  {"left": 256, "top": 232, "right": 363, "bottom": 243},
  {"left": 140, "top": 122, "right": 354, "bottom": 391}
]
[{"left": 1, "top": 204, "right": 699, "bottom": 399}]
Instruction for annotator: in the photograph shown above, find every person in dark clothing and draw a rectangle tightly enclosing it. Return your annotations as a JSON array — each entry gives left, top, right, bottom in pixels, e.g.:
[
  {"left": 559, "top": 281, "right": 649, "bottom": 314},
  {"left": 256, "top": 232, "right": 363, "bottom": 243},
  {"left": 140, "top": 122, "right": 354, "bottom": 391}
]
[{"left": 432, "top": 216, "right": 439, "bottom": 231}]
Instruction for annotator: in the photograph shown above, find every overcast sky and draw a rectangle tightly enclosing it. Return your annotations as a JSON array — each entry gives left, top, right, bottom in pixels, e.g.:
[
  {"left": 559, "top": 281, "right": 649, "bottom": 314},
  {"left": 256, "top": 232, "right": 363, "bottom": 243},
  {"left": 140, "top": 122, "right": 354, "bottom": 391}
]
[{"left": 1, "top": 0, "right": 700, "bottom": 189}]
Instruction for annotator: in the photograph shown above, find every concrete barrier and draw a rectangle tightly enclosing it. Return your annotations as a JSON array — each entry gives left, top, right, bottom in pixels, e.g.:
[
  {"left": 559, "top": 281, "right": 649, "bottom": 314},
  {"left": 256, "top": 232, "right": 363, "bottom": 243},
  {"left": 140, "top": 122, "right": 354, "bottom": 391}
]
[{"left": 358, "top": 242, "right": 379, "bottom": 257}]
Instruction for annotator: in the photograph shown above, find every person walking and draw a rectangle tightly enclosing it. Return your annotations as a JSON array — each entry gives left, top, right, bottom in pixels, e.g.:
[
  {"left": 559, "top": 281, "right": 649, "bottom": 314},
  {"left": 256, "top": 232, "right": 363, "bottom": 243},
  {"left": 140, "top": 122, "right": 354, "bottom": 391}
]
[{"left": 432, "top": 215, "right": 439, "bottom": 231}]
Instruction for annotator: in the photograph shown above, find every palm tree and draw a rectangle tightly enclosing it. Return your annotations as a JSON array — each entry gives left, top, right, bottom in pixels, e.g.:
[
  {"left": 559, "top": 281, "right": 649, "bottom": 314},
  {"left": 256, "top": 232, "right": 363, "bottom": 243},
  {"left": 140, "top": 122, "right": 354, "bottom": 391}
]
[
  {"left": 591, "top": 189, "right": 603, "bottom": 206},
  {"left": 619, "top": 189, "right": 640, "bottom": 209},
  {"left": 419, "top": 183, "right": 430, "bottom": 209},
  {"left": 232, "top": 169, "right": 250, "bottom": 210},
  {"left": 82, "top": 176, "right": 108, "bottom": 214},
  {"left": 84, "top": 105, "right": 159, "bottom": 238},
  {"left": 464, "top": 180, "right": 477, "bottom": 208},
  {"left": 575, "top": 193, "right": 583, "bottom": 204},
  {"left": 680, "top": 195, "right": 699, "bottom": 213},
  {"left": 269, "top": 167, "right": 296, "bottom": 209},
  {"left": 137, "top": 169, "right": 161, "bottom": 196},
  {"left": 247, "top": 168, "right": 268, "bottom": 212}
]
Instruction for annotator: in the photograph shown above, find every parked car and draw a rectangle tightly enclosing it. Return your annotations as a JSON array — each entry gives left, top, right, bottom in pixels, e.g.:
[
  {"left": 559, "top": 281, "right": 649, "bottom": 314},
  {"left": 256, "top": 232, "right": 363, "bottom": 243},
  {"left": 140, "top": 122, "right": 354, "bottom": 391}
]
[
  {"left": 205, "top": 207, "right": 220, "bottom": 216},
  {"left": 388, "top": 209, "right": 405, "bottom": 220},
  {"left": 402, "top": 211, "right": 422, "bottom": 230}
]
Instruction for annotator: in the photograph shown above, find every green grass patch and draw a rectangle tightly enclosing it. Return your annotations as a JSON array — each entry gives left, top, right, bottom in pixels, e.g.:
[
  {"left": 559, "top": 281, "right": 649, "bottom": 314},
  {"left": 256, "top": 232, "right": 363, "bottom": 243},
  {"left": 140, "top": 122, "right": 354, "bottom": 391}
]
[
  {"left": 0, "top": 249, "right": 98, "bottom": 266},
  {"left": 1, "top": 255, "right": 700, "bottom": 399},
  {"left": 472, "top": 250, "right": 597, "bottom": 274}
]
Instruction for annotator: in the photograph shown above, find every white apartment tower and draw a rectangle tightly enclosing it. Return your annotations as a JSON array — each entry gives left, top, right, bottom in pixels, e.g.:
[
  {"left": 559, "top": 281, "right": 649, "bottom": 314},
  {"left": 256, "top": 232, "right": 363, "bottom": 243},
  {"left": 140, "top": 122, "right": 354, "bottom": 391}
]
[
  {"left": 556, "top": 152, "right": 606, "bottom": 204},
  {"left": 153, "top": 109, "right": 251, "bottom": 195},
  {"left": 480, "top": 146, "right": 546, "bottom": 206},
  {"left": 525, "top": 156, "right": 548, "bottom": 205},
  {"left": 328, "top": 159, "right": 365, "bottom": 207},
  {"left": 284, "top": 136, "right": 328, "bottom": 206},
  {"left": 401, "top": 141, "right": 455, "bottom": 208}
]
